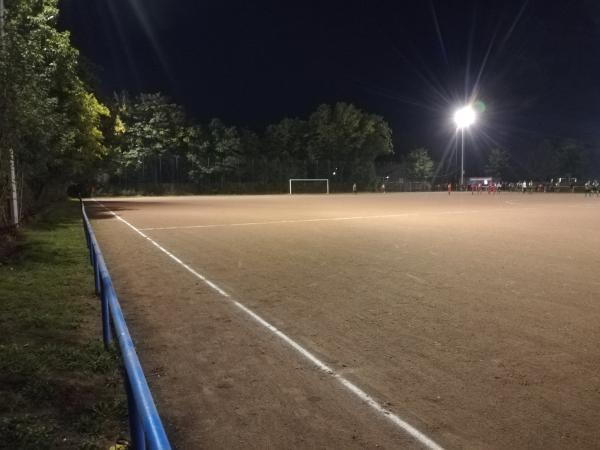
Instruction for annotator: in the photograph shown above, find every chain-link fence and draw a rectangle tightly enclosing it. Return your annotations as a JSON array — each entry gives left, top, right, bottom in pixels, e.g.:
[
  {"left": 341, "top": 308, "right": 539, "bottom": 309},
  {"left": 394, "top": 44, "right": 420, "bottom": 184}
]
[{"left": 97, "top": 157, "right": 381, "bottom": 195}]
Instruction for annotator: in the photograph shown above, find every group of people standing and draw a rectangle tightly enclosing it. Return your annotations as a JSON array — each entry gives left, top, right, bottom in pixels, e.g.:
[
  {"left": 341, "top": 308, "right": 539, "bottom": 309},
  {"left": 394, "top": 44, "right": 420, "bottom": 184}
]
[
  {"left": 464, "top": 182, "right": 502, "bottom": 194},
  {"left": 516, "top": 180, "right": 535, "bottom": 193},
  {"left": 368, "top": 179, "right": 600, "bottom": 195},
  {"left": 584, "top": 180, "right": 600, "bottom": 197}
]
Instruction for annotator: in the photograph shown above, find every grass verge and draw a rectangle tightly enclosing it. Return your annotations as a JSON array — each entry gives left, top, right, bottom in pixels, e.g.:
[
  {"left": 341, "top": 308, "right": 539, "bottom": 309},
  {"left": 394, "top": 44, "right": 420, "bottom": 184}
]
[{"left": 0, "top": 201, "right": 127, "bottom": 449}]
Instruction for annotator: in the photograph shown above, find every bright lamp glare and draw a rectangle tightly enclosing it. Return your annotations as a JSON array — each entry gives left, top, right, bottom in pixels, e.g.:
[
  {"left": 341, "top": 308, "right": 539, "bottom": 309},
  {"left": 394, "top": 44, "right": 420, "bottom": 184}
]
[{"left": 453, "top": 105, "right": 476, "bottom": 129}]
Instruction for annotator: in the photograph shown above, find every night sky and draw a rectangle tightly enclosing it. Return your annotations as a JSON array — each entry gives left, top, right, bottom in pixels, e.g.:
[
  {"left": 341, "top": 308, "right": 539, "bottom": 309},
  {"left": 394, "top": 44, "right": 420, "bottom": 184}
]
[{"left": 58, "top": 0, "right": 600, "bottom": 168}]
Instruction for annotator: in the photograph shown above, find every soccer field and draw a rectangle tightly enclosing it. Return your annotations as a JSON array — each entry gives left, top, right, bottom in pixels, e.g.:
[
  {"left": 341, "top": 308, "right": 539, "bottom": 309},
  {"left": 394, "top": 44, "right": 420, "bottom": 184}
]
[{"left": 88, "top": 192, "right": 600, "bottom": 449}]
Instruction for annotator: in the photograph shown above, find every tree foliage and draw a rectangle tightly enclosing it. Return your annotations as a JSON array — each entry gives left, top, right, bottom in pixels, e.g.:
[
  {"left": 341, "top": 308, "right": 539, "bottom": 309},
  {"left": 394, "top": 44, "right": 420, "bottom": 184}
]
[
  {"left": 265, "top": 118, "right": 308, "bottom": 160},
  {"left": 187, "top": 118, "right": 241, "bottom": 182},
  {"left": 114, "top": 93, "right": 187, "bottom": 171},
  {"left": 306, "top": 103, "right": 393, "bottom": 182},
  {"left": 485, "top": 148, "right": 511, "bottom": 179},
  {"left": 0, "top": 0, "right": 109, "bottom": 222},
  {"left": 528, "top": 138, "right": 587, "bottom": 180},
  {"left": 103, "top": 101, "right": 394, "bottom": 189},
  {"left": 405, "top": 148, "right": 434, "bottom": 180}
]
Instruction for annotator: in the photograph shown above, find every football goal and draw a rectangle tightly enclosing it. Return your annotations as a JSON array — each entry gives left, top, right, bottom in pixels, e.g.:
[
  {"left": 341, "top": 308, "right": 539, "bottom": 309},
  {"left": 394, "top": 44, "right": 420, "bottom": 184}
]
[{"left": 289, "top": 178, "right": 330, "bottom": 194}]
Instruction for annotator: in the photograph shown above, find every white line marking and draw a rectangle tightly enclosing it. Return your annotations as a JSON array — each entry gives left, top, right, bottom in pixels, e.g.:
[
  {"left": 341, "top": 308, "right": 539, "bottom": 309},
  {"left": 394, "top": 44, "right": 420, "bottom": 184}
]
[
  {"left": 138, "top": 205, "right": 535, "bottom": 231},
  {"left": 91, "top": 200, "right": 445, "bottom": 450},
  {"left": 138, "top": 213, "right": 418, "bottom": 231},
  {"left": 406, "top": 273, "right": 427, "bottom": 284}
]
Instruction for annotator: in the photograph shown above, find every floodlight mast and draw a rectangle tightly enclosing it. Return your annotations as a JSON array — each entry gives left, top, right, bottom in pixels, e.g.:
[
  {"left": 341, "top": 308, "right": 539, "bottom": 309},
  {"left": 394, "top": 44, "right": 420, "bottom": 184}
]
[{"left": 453, "top": 105, "right": 476, "bottom": 187}]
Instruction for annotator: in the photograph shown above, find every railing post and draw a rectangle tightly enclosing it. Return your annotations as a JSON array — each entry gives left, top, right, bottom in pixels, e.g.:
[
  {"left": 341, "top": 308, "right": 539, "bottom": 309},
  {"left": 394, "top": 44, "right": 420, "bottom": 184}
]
[
  {"left": 83, "top": 218, "right": 91, "bottom": 253},
  {"left": 126, "top": 376, "right": 147, "bottom": 450},
  {"left": 84, "top": 219, "right": 94, "bottom": 266},
  {"left": 88, "top": 235, "right": 94, "bottom": 265},
  {"left": 93, "top": 251, "right": 101, "bottom": 295},
  {"left": 100, "top": 276, "right": 112, "bottom": 349}
]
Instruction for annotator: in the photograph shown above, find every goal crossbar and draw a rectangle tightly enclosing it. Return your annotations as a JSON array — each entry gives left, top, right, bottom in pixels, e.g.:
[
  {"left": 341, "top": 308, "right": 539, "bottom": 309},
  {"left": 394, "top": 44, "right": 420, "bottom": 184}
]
[{"left": 289, "top": 178, "right": 330, "bottom": 194}]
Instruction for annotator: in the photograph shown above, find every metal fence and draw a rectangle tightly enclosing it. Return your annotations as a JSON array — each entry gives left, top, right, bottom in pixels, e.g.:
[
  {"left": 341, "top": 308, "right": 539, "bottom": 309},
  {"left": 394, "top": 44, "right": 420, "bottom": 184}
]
[
  {"left": 81, "top": 202, "right": 171, "bottom": 450},
  {"left": 98, "top": 157, "right": 378, "bottom": 193}
]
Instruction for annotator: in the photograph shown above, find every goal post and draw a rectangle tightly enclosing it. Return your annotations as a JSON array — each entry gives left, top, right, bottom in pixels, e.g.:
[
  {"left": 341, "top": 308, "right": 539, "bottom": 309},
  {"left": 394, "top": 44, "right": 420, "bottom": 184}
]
[{"left": 289, "top": 178, "right": 330, "bottom": 194}]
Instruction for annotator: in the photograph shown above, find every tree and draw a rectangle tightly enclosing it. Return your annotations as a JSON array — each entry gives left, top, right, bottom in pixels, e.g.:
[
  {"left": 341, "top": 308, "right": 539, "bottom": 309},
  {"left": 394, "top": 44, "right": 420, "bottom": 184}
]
[
  {"left": 306, "top": 103, "right": 393, "bottom": 182},
  {"left": 528, "top": 138, "right": 587, "bottom": 180},
  {"left": 119, "top": 94, "right": 187, "bottom": 165},
  {"left": 264, "top": 118, "right": 308, "bottom": 160},
  {"left": 114, "top": 93, "right": 188, "bottom": 184},
  {"left": 239, "top": 128, "right": 262, "bottom": 160},
  {"left": 263, "top": 118, "right": 309, "bottom": 180},
  {"left": 405, "top": 148, "right": 434, "bottom": 180},
  {"left": 0, "top": 0, "right": 109, "bottom": 222},
  {"left": 238, "top": 128, "right": 263, "bottom": 182},
  {"left": 186, "top": 118, "right": 241, "bottom": 184},
  {"left": 553, "top": 139, "right": 587, "bottom": 178},
  {"left": 485, "top": 148, "right": 511, "bottom": 179}
]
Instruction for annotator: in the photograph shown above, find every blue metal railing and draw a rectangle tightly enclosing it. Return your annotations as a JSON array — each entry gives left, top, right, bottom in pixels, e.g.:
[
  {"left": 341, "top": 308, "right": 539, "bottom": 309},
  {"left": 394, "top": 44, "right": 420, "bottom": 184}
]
[{"left": 81, "top": 202, "right": 171, "bottom": 450}]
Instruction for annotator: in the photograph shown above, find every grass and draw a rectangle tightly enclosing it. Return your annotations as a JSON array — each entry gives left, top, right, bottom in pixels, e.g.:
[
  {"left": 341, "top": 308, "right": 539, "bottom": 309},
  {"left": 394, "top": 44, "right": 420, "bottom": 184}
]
[{"left": 0, "top": 201, "right": 127, "bottom": 449}]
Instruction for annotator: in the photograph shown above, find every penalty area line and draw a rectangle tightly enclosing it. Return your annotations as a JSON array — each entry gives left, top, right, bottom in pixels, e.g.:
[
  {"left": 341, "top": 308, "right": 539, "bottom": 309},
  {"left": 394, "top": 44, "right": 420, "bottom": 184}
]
[
  {"left": 137, "top": 213, "right": 418, "bottom": 231},
  {"left": 137, "top": 205, "right": 538, "bottom": 232},
  {"left": 91, "top": 200, "right": 445, "bottom": 450}
]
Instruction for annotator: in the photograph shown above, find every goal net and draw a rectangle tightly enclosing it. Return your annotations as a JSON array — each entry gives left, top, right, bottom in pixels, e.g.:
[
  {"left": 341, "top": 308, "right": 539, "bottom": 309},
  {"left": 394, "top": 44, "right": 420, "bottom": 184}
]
[{"left": 289, "top": 178, "right": 330, "bottom": 194}]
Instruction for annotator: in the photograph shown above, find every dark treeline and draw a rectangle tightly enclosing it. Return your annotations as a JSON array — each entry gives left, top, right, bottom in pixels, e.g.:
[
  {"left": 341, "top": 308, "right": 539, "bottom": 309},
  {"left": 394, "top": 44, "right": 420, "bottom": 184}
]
[
  {"left": 99, "top": 92, "right": 594, "bottom": 195},
  {"left": 100, "top": 93, "right": 394, "bottom": 194}
]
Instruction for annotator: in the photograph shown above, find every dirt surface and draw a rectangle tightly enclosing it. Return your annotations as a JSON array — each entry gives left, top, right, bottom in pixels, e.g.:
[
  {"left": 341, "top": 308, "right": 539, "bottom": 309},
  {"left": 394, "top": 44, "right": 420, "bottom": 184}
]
[{"left": 88, "top": 193, "right": 600, "bottom": 449}]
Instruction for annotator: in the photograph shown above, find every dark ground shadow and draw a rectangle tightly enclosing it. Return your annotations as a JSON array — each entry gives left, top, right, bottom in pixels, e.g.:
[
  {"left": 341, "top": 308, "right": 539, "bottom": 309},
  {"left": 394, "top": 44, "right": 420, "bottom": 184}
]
[{"left": 84, "top": 200, "right": 170, "bottom": 220}]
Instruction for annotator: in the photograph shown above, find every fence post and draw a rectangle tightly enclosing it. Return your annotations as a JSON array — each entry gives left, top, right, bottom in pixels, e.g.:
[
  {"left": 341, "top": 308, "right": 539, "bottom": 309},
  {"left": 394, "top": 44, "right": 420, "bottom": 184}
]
[
  {"left": 83, "top": 216, "right": 93, "bottom": 266},
  {"left": 100, "top": 277, "right": 112, "bottom": 348},
  {"left": 92, "top": 250, "right": 101, "bottom": 295},
  {"left": 83, "top": 218, "right": 90, "bottom": 254},
  {"left": 126, "top": 376, "right": 147, "bottom": 450}
]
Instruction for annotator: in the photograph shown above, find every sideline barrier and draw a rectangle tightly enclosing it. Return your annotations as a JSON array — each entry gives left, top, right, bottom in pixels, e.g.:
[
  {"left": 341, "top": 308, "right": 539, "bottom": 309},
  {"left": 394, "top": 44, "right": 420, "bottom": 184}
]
[{"left": 81, "top": 202, "right": 171, "bottom": 450}]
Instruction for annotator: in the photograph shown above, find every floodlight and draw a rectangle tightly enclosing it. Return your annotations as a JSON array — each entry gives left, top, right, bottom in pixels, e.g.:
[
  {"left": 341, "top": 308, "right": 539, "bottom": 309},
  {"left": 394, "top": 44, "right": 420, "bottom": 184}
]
[
  {"left": 452, "top": 104, "right": 479, "bottom": 187},
  {"left": 453, "top": 105, "right": 476, "bottom": 129}
]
